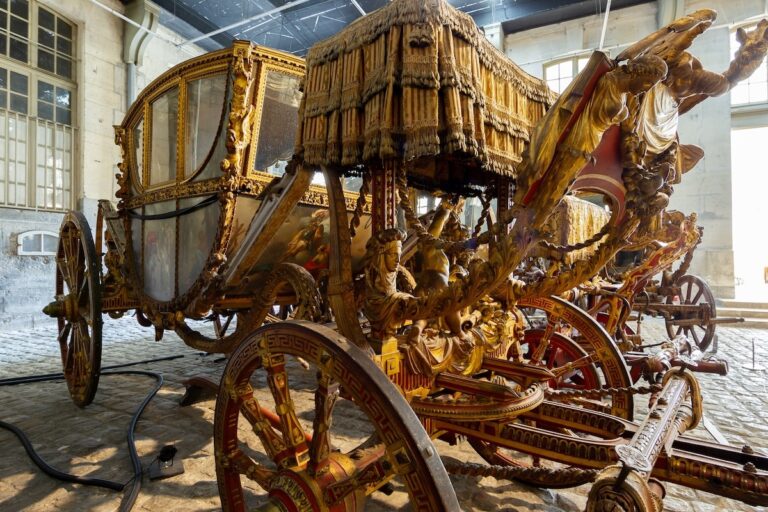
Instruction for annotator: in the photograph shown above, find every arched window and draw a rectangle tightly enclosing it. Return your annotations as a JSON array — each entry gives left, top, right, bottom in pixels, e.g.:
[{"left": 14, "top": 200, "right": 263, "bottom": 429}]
[
  {"left": 544, "top": 55, "right": 590, "bottom": 95},
  {"left": 17, "top": 229, "right": 58, "bottom": 255}
]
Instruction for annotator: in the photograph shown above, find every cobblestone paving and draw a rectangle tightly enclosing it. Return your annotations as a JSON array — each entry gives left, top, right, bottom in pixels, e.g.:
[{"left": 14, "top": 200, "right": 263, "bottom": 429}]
[{"left": 0, "top": 316, "right": 766, "bottom": 511}]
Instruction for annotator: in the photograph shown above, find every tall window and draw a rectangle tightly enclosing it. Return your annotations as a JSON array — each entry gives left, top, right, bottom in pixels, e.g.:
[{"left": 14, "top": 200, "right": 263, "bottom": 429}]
[
  {"left": 0, "top": 0, "right": 75, "bottom": 210},
  {"left": 730, "top": 25, "right": 767, "bottom": 106},
  {"left": 544, "top": 56, "right": 589, "bottom": 95}
]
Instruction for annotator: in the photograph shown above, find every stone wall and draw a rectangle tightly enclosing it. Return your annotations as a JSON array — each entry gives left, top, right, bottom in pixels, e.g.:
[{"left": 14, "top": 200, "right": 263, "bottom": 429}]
[{"left": 501, "top": 0, "right": 768, "bottom": 298}]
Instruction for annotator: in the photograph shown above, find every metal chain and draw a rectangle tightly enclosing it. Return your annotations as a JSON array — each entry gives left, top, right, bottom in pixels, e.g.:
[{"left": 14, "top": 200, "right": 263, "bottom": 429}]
[
  {"left": 349, "top": 170, "right": 371, "bottom": 238},
  {"left": 538, "top": 221, "right": 612, "bottom": 253},
  {"left": 443, "top": 459, "right": 598, "bottom": 483},
  {"left": 545, "top": 383, "right": 663, "bottom": 400}
]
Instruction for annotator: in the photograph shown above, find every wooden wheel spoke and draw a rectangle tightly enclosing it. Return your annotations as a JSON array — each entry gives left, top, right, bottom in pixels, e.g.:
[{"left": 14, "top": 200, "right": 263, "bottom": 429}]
[
  {"left": 56, "top": 256, "right": 72, "bottom": 293},
  {"left": 323, "top": 445, "right": 392, "bottom": 506},
  {"left": 546, "top": 347, "right": 562, "bottom": 369},
  {"left": 684, "top": 282, "right": 693, "bottom": 303},
  {"left": 71, "top": 321, "right": 92, "bottom": 381},
  {"left": 58, "top": 322, "right": 72, "bottom": 353},
  {"left": 65, "top": 322, "right": 82, "bottom": 379},
  {"left": 221, "top": 448, "right": 276, "bottom": 489},
  {"left": 691, "top": 287, "right": 704, "bottom": 305},
  {"left": 530, "top": 317, "right": 557, "bottom": 364},
  {"left": 263, "top": 354, "right": 309, "bottom": 467},
  {"left": 64, "top": 233, "right": 81, "bottom": 292},
  {"left": 78, "top": 276, "right": 91, "bottom": 321},
  {"left": 237, "top": 384, "right": 288, "bottom": 461},
  {"left": 308, "top": 369, "right": 339, "bottom": 475}
]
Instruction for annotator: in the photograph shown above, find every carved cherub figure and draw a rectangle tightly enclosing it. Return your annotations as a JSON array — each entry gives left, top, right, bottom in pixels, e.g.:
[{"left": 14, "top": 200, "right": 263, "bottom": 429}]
[{"left": 407, "top": 202, "right": 472, "bottom": 352}]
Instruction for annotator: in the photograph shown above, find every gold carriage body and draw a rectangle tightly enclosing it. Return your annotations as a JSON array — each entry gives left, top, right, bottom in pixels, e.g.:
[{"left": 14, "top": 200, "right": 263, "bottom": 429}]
[{"left": 105, "top": 42, "right": 372, "bottom": 326}]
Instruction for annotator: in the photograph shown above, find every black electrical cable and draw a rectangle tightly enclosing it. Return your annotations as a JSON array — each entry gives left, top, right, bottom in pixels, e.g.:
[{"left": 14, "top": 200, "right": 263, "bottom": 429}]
[
  {"left": 0, "top": 354, "right": 186, "bottom": 386},
  {"left": 106, "top": 370, "right": 163, "bottom": 512},
  {"left": 0, "top": 419, "right": 125, "bottom": 490},
  {"left": 0, "top": 367, "right": 167, "bottom": 512}
]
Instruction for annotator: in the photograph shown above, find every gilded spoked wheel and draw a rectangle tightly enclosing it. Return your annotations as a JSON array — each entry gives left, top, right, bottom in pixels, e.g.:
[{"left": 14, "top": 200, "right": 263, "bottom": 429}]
[
  {"left": 517, "top": 296, "right": 633, "bottom": 420},
  {"left": 468, "top": 328, "right": 604, "bottom": 489},
  {"left": 215, "top": 321, "right": 459, "bottom": 512},
  {"left": 665, "top": 274, "right": 716, "bottom": 351},
  {"left": 522, "top": 330, "right": 601, "bottom": 392},
  {"left": 52, "top": 211, "right": 103, "bottom": 407}
]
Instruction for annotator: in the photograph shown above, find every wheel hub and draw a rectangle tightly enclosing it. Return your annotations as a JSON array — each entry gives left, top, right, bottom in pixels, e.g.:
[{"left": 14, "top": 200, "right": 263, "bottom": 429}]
[
  {"left": 43, "top": 294, "right": 80, "bottom": 322},
  {"left": 267, "top": 453, "right": 364, "bottom": 512}
]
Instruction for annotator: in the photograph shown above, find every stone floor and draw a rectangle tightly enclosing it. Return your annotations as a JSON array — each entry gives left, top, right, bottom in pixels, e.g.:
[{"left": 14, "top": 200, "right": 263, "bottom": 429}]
[{"left": 0, "top": 316, "right": 766, "bottom": 511}]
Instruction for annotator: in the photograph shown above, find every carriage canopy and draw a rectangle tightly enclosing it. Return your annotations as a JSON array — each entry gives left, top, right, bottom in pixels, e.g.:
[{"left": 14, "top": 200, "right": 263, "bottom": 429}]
[{"left": 295, "top": 0, "right": 556, "bottom": 188}]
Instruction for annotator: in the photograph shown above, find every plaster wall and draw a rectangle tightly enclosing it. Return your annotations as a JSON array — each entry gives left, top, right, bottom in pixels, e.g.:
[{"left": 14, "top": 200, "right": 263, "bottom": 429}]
[
  {"left": 501, "top": 0, "right": 768, "bottom": 298},
  {"left": 0, "top": 0, "right": 204, "bottom": 329}
]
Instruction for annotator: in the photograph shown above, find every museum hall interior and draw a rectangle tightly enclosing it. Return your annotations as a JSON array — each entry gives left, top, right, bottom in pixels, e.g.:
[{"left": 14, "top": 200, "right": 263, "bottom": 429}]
[{"left": 0, "top": 0, "right": 767, "bottom": 510}]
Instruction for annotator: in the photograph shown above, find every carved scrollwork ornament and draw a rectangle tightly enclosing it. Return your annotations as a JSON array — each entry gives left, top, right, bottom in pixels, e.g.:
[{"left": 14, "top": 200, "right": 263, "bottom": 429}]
[{"left": 586, "top": 464, "right": 663, "bottom": 512}]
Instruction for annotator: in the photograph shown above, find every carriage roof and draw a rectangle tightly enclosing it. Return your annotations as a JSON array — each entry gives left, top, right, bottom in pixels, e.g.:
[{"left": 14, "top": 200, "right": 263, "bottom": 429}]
[
  {"left": 295, "top": 0, "right": 557, "bottom": 190},
  {"left": 115, "top": 42, "right": 305, "bottom": 208}
]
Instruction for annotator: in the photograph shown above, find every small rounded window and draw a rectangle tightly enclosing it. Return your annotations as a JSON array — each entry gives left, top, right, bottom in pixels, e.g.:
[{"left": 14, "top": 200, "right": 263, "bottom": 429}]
[{"left": 17, "top": 230, "right": 58, "bottom": 256}]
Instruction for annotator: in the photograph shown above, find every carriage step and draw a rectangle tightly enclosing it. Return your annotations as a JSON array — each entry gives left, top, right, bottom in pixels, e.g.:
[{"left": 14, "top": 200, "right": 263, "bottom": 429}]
[
  {"left": 718, "top": 307, "right": 768, "bottom": 320},
  {"left": 180, "top": 375, "right": 219, "bottom": 406}
]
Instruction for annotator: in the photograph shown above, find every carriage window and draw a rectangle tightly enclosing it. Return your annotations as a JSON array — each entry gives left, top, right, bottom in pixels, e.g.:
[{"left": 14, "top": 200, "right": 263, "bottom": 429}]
[
  {"left": 254, "top": 71, "right": 301, "bottom": 174},
  {"left": 150, "top": 87, "right": 178, "bottom": 186},
  {"left": 133, "top": 118, "right": 143, "bottom": 186},
  {"left": 185, "top": 73, "right": 227, "bottom": 178}
]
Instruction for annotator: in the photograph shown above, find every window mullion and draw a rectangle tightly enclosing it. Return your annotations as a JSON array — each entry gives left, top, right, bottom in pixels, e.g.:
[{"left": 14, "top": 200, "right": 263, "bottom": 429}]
[{"left": 27, "top": 106, "right": 33, "bottom": 206}]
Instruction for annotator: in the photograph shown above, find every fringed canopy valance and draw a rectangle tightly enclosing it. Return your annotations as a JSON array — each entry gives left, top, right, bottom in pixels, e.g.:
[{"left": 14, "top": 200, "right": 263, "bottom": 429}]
[{"left": 294, "top": 0, "right": 557, "bottom": 182}]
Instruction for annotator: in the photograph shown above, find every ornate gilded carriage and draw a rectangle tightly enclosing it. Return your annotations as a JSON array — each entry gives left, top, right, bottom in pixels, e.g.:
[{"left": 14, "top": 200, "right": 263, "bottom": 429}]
[{"left": 44, "top": 1, "right": 768, "bottom": 510}]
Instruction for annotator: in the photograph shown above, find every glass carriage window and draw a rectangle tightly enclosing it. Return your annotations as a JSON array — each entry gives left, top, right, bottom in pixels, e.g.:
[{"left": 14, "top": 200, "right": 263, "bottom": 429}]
[
  {"left": 150, "top": 87, "right": 178, "bottom": 186},
  {"left": 143, "top": 200, "right": 176, "bottom": 301},
  {"left": 185, "top": 73, "right": 227, "bottom": 178},
  {"left": 254, "top": 71, "right": 301, "bottom": 174}
]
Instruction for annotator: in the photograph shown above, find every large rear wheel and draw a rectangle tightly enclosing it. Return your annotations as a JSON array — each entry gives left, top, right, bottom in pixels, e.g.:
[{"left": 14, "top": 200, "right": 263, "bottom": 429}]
[
  {"left": 215, "top": 320, "right": 459, "bottom": 511},
  {"left": 49, "top": 211, "right": 103, "bottom": 407}
]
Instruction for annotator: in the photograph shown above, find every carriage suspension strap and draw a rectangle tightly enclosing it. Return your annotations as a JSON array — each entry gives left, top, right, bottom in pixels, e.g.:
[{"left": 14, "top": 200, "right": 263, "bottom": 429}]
[
  {"left": 125, "top": 194, "right": 219, "bottom": 221},
  {"left": 545, "top": 383, "right": 663, "bottom": 400},
  {"left": 668, "top": 228, "right": 703, "bottom": 285},
  {"left": 443, "top": 459, "right": 598, "bottom": 484},
  {"left": 471, "top": 188, "right": 494, "bottom": 238},
  {"left": 349, "top": 170, "right": 371, "bottom": 237},
  {"left": 395, "top": 168, "right": 477, "bottom": 254}
]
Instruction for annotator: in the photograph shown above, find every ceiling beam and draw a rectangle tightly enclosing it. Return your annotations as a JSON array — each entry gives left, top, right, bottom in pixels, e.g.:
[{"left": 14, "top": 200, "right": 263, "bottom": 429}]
[
  {"left": 149, "top": 0, "right": 232, "bottom": 48},
  {"left": 179, "top": 0, "right": 315, "bottom": 47},
  {"left": 500, "top": 0, "right": 652, "bottom": 34}
]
